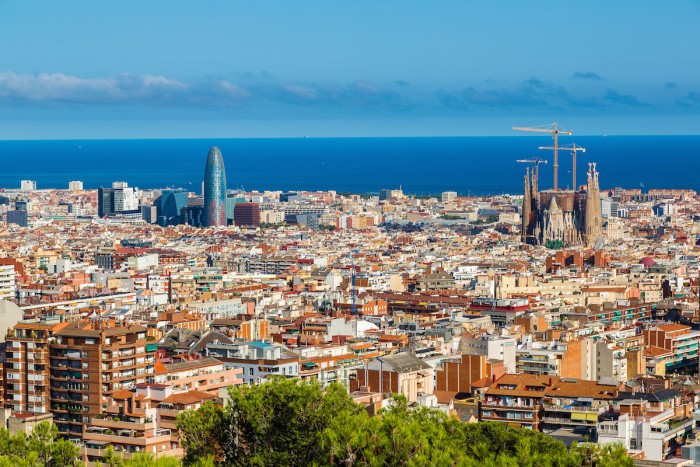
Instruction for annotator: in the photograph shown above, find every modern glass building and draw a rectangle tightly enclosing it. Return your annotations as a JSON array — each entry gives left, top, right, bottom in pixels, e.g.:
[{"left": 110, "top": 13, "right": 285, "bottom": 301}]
[
  {"left": 157, "top": 188, "right": 188, "bottom": 226},
  {"left": 203, "top": 146, "right": 227, "bottom": 227}
]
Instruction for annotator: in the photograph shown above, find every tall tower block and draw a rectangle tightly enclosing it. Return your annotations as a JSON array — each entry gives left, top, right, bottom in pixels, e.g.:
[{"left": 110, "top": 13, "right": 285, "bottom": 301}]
[{"left": 203, "top": 146, "right": 227, "bottom": 227}]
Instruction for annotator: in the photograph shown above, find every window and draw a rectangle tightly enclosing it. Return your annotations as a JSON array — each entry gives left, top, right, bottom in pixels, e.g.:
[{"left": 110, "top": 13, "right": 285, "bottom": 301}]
[{"left": 249, "top": 368, "right": 253, "bottom": 376}]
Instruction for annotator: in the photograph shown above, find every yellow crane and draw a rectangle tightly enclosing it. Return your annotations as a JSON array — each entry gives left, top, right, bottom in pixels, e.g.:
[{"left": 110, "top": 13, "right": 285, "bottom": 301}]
[
  {"left": 516, "top": 157, "right": 548, "bottom": 187},
  {"left": 513, "top": 123, "right": 572, "bottom": 190},
  {"left": 538, "top": 143, "right": 586, "bottom": 190}
]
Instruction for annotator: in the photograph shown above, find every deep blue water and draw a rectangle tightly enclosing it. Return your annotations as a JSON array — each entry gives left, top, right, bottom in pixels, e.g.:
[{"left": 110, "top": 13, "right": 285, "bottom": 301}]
[{"left": 0, "top": 136, "right": 698, "bottom": 195}]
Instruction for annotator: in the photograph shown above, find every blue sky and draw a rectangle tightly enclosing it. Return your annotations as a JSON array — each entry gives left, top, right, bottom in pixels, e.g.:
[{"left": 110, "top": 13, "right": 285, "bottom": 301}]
[{"left": 0, "top": 1, "right": 698, "bottom": 138}]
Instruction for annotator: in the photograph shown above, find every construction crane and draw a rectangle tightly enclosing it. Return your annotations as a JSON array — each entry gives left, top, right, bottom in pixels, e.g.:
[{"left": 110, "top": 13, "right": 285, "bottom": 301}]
[
  {"left": 513, "top": 123, "right": 572, "bottom": 190},
  {"left": 538, "top": 143, "right": 585, "bottom": 190},
  {"left": 516, "top": 158, "right": 548, "bottom": 187}
]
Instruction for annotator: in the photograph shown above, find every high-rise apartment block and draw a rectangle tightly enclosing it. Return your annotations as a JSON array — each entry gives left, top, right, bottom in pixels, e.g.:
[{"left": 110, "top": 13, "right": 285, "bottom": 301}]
[
  {"left": 68, "top": 181, "right": 84, "bottom": 191},
  {"left": 49, "top": 322, "right": 156, "bottom": 440},
  {"left": 441, "top": 191, "right": 457, "bottom": 203},
  {"left": 0, "top": 264, "right": 16, "bottom": 301},
  {"left": 5, "top": 322, "right": 64, "bottom": 415},
  {"left": 203, "top": 147, "right": 227, "bottom": 227},
  {"left": 20, "top": 180, "right": 36, "bottom": 192}
]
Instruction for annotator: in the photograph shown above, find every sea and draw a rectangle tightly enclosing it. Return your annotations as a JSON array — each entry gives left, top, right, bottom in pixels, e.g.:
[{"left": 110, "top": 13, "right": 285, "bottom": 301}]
[{"left": 0, "top": 135, "right": 698, "bottom": 195}]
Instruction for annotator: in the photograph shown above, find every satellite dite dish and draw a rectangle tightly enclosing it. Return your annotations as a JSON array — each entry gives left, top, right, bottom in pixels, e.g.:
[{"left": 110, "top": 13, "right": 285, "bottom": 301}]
[{"left": 594, "top": 236, "right": 604, "bottom": 251}]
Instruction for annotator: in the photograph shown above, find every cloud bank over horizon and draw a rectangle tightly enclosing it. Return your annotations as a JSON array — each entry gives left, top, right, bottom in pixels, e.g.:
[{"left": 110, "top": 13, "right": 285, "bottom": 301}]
[{"left": 1, "top": 70, "right": 696, "bottom": 117}]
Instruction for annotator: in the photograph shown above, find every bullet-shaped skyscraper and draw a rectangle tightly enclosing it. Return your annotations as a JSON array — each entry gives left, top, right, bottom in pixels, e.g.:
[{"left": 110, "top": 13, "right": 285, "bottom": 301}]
[{"left": 203, "top": 146, "right": 227, "bottom": 227}]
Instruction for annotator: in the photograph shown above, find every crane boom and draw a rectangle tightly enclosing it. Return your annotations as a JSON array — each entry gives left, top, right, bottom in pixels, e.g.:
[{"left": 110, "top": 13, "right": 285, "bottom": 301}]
[
  {"left": 539, "top": 144, "right": 585, "bottom": 190},
  {"left": 516, "top": 158, "right": 547, "bottom": 187},
  {"left": 513, "top": 123, "right": 572, "bottom": 190}
]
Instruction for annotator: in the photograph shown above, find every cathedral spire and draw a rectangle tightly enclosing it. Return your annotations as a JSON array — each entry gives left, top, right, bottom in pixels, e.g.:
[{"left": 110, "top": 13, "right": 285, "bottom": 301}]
[{"left": 522, "top": 168, "right": 531, "bottom": 244}]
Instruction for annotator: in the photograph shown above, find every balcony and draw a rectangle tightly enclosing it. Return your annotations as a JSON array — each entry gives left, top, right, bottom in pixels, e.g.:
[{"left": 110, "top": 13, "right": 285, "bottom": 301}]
[
  {"left": 543, "top": 416, "right": 597, "bottom": 426},
  {"left": 482, "top": 401, "right": 537, "bottom": 410},
  {"left": 91, "top": 416, "right": 154, "bottom": 431},
  {"left": 543, "top": 404, "right": 602, "bottom": 413},
  {"left": 649, "top": 418, "right": 692, "bottom": 441},
  {"left": 83, "top": 428, "right": 173, "bottom": 447}
]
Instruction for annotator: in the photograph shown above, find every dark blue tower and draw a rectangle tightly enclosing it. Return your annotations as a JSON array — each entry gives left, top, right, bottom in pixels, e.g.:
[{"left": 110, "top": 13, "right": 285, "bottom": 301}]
[{"left": 204, "top": 147, "right": 227, "bottom": 227}]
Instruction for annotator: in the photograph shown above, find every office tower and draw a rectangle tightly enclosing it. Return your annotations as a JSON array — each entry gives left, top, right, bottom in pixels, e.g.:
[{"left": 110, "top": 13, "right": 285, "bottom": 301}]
[
  {"left": 6, "top": 210, "right": 28, "bottom": 227},
  {"left": 233, "top": 202, "right": 261, "bottom": 227},
  {"left": 20, "top": 180, "right": 36, "bottom": 192},
  {"left": 68, "top": 181, "right": 84, "bottom": 191},
  {"left": 98, "top": 182, "right": 140, "bottom": 218},
  {"left": 182, "top": 205, "right": 205, "bottom": 227},
  {"left": 157, "top": 188, "right": 188, "bottom": 226},
  {"left": 225, "top": 194, "right": 246, "bottom": 224},
  {"left": 98, "top": 188, "right": 114, "bottom": 218},
  {"left": 49, "top": 322, "right": 156, "bottom": 440},
  {"left": 379, "top": 188, "right": 403, "bottom": 201},
  {"left": 15, "top": 197, "right": 29, "bottom": 212},
  {"left": 203, "top": 147, "right": 227, "bottom": 227},
  {"left": 111, "top": 181, "right": 139, "bottom": 212},
  {"left": 141, "top": 205, "right": 158, "bottom": 224}
]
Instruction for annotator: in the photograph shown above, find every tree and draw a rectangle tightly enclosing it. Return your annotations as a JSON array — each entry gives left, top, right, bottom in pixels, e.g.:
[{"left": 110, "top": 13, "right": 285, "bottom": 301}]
[
  {"left": 0, "top": 422, "right": 80, "bottom": 467},
  {"left": 178, "top": 377, "right": 361, "bottom": 466},
  {"left": 178, "top": 378, "right": 635, "bottom": 467},
  {"left": 176, "top": 401, "right": 225, "bottom": 465}
]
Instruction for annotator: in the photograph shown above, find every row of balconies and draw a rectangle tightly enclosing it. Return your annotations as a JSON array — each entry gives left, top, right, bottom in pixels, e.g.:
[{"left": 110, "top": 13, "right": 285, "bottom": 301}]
[{"left": 542, "top": 404, "right": 603, "bottom": 413}]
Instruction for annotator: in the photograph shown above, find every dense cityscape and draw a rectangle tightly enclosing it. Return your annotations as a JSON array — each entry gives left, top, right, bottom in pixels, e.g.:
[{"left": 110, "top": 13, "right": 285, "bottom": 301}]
[{"left": 1, "top": 127, "right": 700, "bottom": 465}]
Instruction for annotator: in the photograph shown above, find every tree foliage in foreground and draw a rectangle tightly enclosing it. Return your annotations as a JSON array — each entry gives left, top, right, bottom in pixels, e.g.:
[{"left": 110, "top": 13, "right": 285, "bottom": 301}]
[
  {"left": 0, "top": 421, "right": 80, "bottom": 467},
  {"left": 177, "top": 377, "right": 633, "bottom": 467}
]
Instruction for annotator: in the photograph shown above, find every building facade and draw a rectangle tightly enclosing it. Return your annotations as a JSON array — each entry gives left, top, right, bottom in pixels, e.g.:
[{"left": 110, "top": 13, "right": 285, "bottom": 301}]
[
  {"left": 522, "top": 163, "right": 602, "bottom": 247},
  {"left": 203, "top": 147, "right": 227, "bottom": 227},
  {"left": 49, "top": 322, "right": 156, "bottom": 440}
]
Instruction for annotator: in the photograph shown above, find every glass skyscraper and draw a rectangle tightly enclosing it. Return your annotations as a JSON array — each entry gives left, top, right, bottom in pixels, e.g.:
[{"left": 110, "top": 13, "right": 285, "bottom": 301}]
[
  {"left": 157, "top": 188, "right": 188, "bottom": 226},
  {"left": 203, "top": 146, "right": 227, "bottom": 227}
]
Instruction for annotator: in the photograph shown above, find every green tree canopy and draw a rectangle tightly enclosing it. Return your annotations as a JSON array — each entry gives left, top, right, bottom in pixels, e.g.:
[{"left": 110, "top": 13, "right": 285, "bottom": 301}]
[{"left": 177, "top": 378, "right": 634, "bottom": 467}]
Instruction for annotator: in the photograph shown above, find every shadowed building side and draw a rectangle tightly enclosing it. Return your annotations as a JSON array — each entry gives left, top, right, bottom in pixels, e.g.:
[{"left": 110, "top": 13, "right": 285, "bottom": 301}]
[{"left": 203, "top": 146, "right": 227, "bottom": 227}]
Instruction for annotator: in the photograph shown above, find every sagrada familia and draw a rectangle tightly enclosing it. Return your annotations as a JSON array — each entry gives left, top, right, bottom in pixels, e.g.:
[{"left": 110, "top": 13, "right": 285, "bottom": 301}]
[{"left": 522, "top": 162, "right": 603, "bottom": 247}]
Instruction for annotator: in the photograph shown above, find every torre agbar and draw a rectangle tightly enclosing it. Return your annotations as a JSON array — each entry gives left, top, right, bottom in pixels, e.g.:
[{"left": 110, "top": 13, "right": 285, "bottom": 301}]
[{"left": 203, "top": 146, "right": 227, "bottom": 227}]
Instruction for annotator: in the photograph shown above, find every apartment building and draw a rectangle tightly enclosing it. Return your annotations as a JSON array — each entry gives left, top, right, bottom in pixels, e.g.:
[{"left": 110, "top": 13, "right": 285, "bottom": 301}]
[
  {"left": 480, "top": 374, "right": 557, "bottom": 431},
  {"left": 579, "top": 338, "right": 628, "bottom": 383},
  {"left": 349, "top": 353, "right": 434, "bottom": 403},
  {"left": 50, "top": 321, "right": 156, "bottom": 440},
  {"left": 153, "top": 357, "right": 242, "bottom": 395},
  {"left": 598, "top": 402, "right": 692, "bottom": 461},
  {"left": 541, "top": 379, "right": 616, "bottom": 432},
  {"left": 205, "top": 340, "right": 300, "bottom": 385},
  {"left": 5, "top": 321, "right": 66, "bottom": 414},
  {"left": 0, "top": 264, "right": 15, "bottom": 300},
  {"left": 82, "top": 384, "right": 208, "bottom": 463},
  {"left": 643, "top": 323, "right": 700, "bottom": 373},
  {"left": 461, "top": 334, "right": 516, "bottom": 373}
]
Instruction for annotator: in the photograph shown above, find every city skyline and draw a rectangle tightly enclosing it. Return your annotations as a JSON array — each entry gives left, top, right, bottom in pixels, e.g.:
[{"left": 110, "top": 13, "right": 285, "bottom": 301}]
[{"left": 0, "top": 2, "right": 698, "bottom": 139}]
